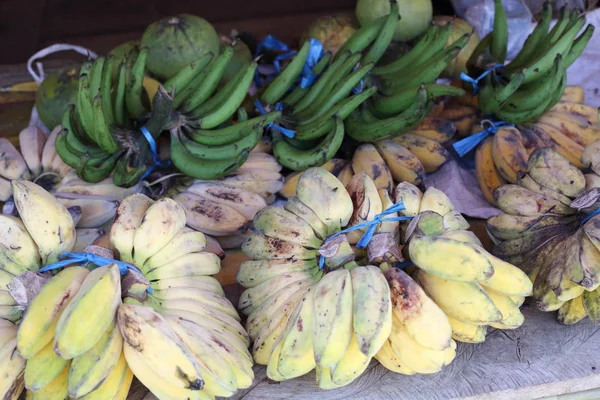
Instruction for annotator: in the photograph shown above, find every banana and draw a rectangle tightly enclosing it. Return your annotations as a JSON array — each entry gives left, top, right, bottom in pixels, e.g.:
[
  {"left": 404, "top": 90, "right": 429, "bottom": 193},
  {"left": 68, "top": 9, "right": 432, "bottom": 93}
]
[
  {"left": 175, "top": 192, "right": 248, "bottom": 236},
  {"left": 351, "top": 266, "right": 392, "bottom": 357},
  {"left": 385, "top": 267, "right": 452, "bottom": 351},
  {"left": 11, "top": 180, "right": 76, "bottom": 264},
  {"left": 518, "top": 174, "right": 573, "bottom": 206},
  {"left": 54, "top": 264, "right": 122, "bottom": 359},
  {"left": 55, "top": 194, "right": 118, "bottom": 228},
  {"left": 416, "top": 270, "right": 503, "bottom": 324},
  {"left": 253, "top": 206, "right": 323, "bottom": 249},
  {"left": 125, "top": 47, "right": 149, "bottom": 118},
  {"left": 78, "top": 351, "right": 133, "bottom": 400},
  {"left": 118, "top": 303, "right": 204, "bottom": 391},
  {"left": 312, "top": 269, "right": 353, "bottom": 368},
  {"left": 527, "top": 147, "right": 585, "bottom": 198},
  {"left": 582, "top": 139, "right": 600, "bottom": 174},
  {"left": 143, "top": 228, "right": 207, "bottom": 270},
  {"left": 490, "top": 127, "right": 529, "bottom": 183},
  {"left": 19, "top": 126, "right": 46, "bottom": 178},
  {"left": 485, "top": 290, "right": 524, "bottom": 329},
  {"left": 447, "top": 316, "right": 486, "bottom": 343},
  {"left": 351, "top": 144, "right": 394, "bottom": 192},
  {"left": 24, "top": 340, "right": 69, "bottom": 391},
  {"left": 0, "top": 139, "right": 30, "bottom": 181},
  {"left": 375, "top": 339, "right": 416, "bottom": 375},
  {"left": 150, "top": 276, "right": 223, "bottom": 295},
  {"left": 0, "top": 215, "right": 40, "bottom": 273},
  {"left": 144, "top": 252, "right": 222, "bottom": 281},
  {"left": 217, "top": 169, "right": 284, "bottom": 200},
  {"left": 277, "top": 289, "right": 316, "bottom": 379},
  {"left": 0, "top": 337, "right": 25, "bottom": 400},
  {"left": 411, "top": 117, "right": 457, "bottom": 143},
  {"left": 17, "top": 266, "right": 90, "bottom": 359},
  {"left": 150, "top": 289, "right": 238, "bottom": 320},
  {"left": 393, "top": 133, "right": 449, "bottom": 173},
  {"left": 329, "top": 334, "right": 371, "bottom": 386},
  {"left": 110, "top": 193, "right": 154, "bottom": 264},
  {"left": 487, "top": 213, "right": 579, "bottom": 241},
  {"left": 345, "top": 173, "right": 383, "bottom": 244},
  {"left": 284, "top": 197, "right": 328, "bottom": 240},
  {"left": 538, "top": 111, "right": 600, "bottom": 147},
  {"left": 476, "top": 136, "right": 506, "bottom": 205},
  {"left": 373, "top": 139, "right": 425, "bottom": 185},
  {"left": 532, "top": 123, "right": 586, "bottom": 168},
  {"left": 279, "top": 159, "right": 347, "bottom": 200},
  {"left": 241, "top": 233, "right": 319, "bottom": 261},
  {"left": 68, "top": 319, "right": 123, "bottom": 398},
  {"left": 493, "top": 184, "right": 575, "bottom": 216},
  {"left": 26, "top": 363, "right": 69, "bottom": 400},
  {"left": 558, "top": 295, "right": 588, "bottom": 325},
  {"left": 132, "top": 198, "right": 187, "bottom": 266},
  {"left": 548, "top": 101, "right": 598, "bottom": 123},
  {"left": 262, "top": 40, "right": 311, "bottom": 105},
  {"left": 409, "top": 235, "right": 494, "bottom": 282},
  {"left": 561, "top": 86, "right": 585, "bottom": 103}
]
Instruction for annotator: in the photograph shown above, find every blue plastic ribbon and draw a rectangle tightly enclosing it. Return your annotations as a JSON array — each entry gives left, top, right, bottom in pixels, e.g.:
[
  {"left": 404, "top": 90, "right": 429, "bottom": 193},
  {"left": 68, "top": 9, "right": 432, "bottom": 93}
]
[
  {"left": 452, "top": 120, "right": 514, "bottom": 157},
  {"left": 254, "top": 99, "right": 296, "bottom": 139},
  {"left": 139, "top": 126, "right": 171, "bottom": 182},
  {"left": 253, "top": 35, "right": 297, "bottom": 88},
  {"left": 254, "top": 35, "right": 292, "bottom": 57},
  {"left": 394, "top": 260, "right": 413, "bottom": 269},
  {"left": 350, "top": 64, "right": 365, "bottom": 94},
  {"left": 460, "top": 64, "right": 504, "bottom": 95},
  {"left": 318, "top": 200, "right": 414, "bottom": 269},
  {"left": 299, "top": 39, "right": 325, "bottom": 88},
  {"left": 582, "top": 207, "right": 600, "bottom": 225}
]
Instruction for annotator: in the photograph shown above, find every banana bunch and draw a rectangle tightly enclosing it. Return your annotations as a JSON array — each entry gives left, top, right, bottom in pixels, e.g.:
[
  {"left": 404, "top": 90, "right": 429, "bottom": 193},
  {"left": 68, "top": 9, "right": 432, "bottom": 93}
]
[
  {"left": 165, "top": 152, "right": 284, "bottom": 246},
  {"left": 475, "top": 100, "right": 600, "bottom": 206},
  {"left": 1, "top": 126, "right": 142, "bottom": 229},
  {"left": 466, "top": 1, "right": 594, "bottom": 124},
  {"left": 167, "top": 44, "right": 283, "bottom": 180},
  {"left": 55, "top": 48, "right": 172, "bottom": 188},
  {"left": 384, "top": 184, "right": 532, "bottom": 350},
  {"left": 236, "top": 167, "right": 395, "bottom": 388},
  {"left": 0, "top": 180, "right": 77, "bottom": 399},
  {"left": 109, "top": 194, "right": 253, "bottom": 399},
  {"left": 280, "top": 118, "right": 454, "bottom": 193},
  {"left": 487, "top": 146, "right": 600, "bottom": 324},
  {"left": 344, "top": 20, "right": 469, "bottom": 142}
]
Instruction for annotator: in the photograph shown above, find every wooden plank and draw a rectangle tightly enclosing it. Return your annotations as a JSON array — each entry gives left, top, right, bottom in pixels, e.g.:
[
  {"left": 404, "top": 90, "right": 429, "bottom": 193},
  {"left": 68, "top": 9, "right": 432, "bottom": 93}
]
[
  {"left": 0, "top": 0, "right": 46, "bottom": 64},
  {"left": 128, "top": 304, "right": 600, "bottom": 400}
]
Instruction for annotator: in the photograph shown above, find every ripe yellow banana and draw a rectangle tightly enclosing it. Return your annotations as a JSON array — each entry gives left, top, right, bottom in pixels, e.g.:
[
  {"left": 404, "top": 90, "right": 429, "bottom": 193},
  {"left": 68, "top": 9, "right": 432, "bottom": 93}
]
[
  {"left": 345, "top": 173, "right": 383, "bottom": 244},
  {"left": 186, "top": 181, "right": 268, "bottom": 220},
  {"left": 18, "top": 125, "right": 46, "bottom": 178},
  {"left": 132, "top": 198, "right": 187, "bottom": 266},
  {"left": 77, "top": 351, "right": 133, "bottom": 400},
  {"left": 375, "top": 338, "right": 416, "bottom": 375},
  {"left": 558, "top": 295, "right": 588, "bottom": 325},
  {"left": 0, "top": 337, "right": 26, "bottom": 400},
  {"left": 484, "top": 290, "right": 525, "bottom": 329},
  {"left": 143, "top": 228, "right": 207, "bottom": 270},
  {"left": 54, "top": 264, "right": 122, "bottom": 359},
  {"left": 538, "top": 111, "right": 600, "bottom": 147},
  {"left": 476, "top": 136, "right": 506, "bottom": 205},
  {"left": 374, "top": 139, "right": 425, "bottom": 185},
  {"left": 17, "top": 266, "right": 89, "bottom": 359},
  {"left": 560, "top": 86, "right": 585, "bottom": 103},
  {"left": 239, "top": 152, "right": 283, "bottom": 173},
  {"left": 410, "top": 117, "right": 457, "bottom": 143},
  {"left": 385, "top": 268, "right": 452, "bottom": 351},
  {"left": 241, "top": 233, "right": 319, "bottom": 261},
  {"left": 532, "top": 123, "right": 586, "bottom": 168},
  {"left": 491, "top": 127, "right": 528, "bottom": 183},
  {"left": 0, "top": 215, "right": 40, "bottom": 274},
  {"left": 329, "top": 334, "right": 371, "bottom": 386},
  {"left": 280, "top": 159, "right": 347, "bottom": 198},
  {"left": 26, "top": 362, "right": 69, "bottom": 400},
  {"left": 351, "top": 144, "right": 394, "bottom": 192},
  {"left": 217, "top": 169, "right": 284, "bottom": 200},
  {"left": 11, "top": 180, "right": 76, "bottom": 264},
  {"left": 393, "top": 134, "right": 450, "bottom": 173},
  {"left": 438, "top": 102, "right": 480, "bottom": 137},
  {"left": 24, "top": 340, "right": 69, "bottom": 391},
  {"left": 253, "top": 206, "right": 323, "bottom": 249},
  {"left": 394, "top": 182, "right": 423, "bottom": 217},
  {"left": 143, "top": 251, "right": 222, "bottom": 281},
  {"left": 284, "top": 197, "right": 329, "bottom": 240},
  {"left": 548, "top": 101, "right": 598, "bottom": 124},
  {"left": 55, "top": 194, "right": 119, "bottom": 229},
  {"left": 109, "top": 194, "right": 154, "bottom": 264},
  {"left": 236, "top": 259, "right": 318, "bottom": 288},
  {"left": 447, "top": 316, "right": 486, "bottom": 343},
  {"left": 493, "top": 184, "right": 575, "bottom": 216},
  {"left": 312, "top": 269, "right": 353, "bottom": 368},
  {"left": 0, "top": 139, "right": 30, "bottom": 181},
  {"left": 582, "top": 139, "right": 600, "bottom": 175}
]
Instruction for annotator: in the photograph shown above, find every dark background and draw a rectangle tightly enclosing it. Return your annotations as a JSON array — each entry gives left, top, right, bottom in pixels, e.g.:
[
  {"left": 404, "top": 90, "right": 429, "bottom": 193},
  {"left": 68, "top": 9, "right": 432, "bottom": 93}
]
[{"left": 0, "top": 0, "right": 456, "bottom": 65}]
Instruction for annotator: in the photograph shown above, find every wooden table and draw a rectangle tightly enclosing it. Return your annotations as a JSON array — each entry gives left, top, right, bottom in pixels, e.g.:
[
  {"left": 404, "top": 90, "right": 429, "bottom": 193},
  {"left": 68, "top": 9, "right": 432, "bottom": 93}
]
[{"left": 2, "top": 63, "right": 600, "bottom": 400}]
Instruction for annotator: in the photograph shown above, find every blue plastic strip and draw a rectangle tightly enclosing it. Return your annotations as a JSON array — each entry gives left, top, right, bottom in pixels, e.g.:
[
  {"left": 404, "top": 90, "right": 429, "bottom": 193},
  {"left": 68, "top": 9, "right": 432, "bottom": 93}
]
[
  {"left": 394, "top": 260, "right": 413, "bottom": 269},
  {"left": 318, "top": 200, "right": 414, "bottom": 269},
  {"left": 299, "top": 39, "right": 325, "bottom": 88},
  {"left": 254, "top": 99, "right": 296, "bottom": 138},
  {"left": 253, "top": 35, "right": 297, "bottom": 88},
  {"left": 139, "top": 126, "right": 171, "bottom": 182},
  {"left": 582, "top": 207, "right": 600, "bottom": 225},
  {"left": 460, "top": 64, "right": 504, "bottom": 95},
  {"left": 452, "top": 120, "right": 514, "bottom": 157}
]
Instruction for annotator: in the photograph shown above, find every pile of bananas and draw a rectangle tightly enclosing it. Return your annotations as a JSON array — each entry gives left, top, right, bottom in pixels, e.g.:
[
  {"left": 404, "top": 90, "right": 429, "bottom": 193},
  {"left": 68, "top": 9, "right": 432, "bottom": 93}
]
[
  {"left": 345, "top": 21, "right": 468, "bottom": 142},
  {"left": 236, "top": 167, "right": 396, "bottom": 388},
  {"left": 162, "top": 152, "right": 284, "bottom": 247},
  {"left": 475, "top": 99, "right": 600, "bottom": 206},
  {"left": 487, "top": 146, "right": 600, "bottom": 324},
  {"left": 280, "top": 117, "right": 456, "bottom": 194},
  {"left": 382, "top": 185, "right": 531, "bottom": 353},
  {"left": 465, "top": 0, "right": 594, "bottom": 124},
  {"left": 0, "top": 180, "right": 78, "bottom": 399}
]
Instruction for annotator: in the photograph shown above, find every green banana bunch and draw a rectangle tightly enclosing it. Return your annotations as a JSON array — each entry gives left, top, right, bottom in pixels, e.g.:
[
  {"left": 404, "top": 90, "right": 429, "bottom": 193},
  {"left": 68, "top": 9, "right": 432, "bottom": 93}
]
[
  {"left": 487, "top": 146, "right": 600, "bottom": 324},
  {"left": 467, "top": 2, "right": 595, "bottom": 124}
]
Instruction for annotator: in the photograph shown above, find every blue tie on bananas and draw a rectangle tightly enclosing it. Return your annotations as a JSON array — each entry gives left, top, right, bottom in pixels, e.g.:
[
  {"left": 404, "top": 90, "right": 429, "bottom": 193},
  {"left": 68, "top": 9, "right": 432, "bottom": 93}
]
[
  {"left": 466, "top": 1, "right": 595, "bottom": 124},
  {"left": 487, "top": 144, "right": 600, "bottom": 325}
]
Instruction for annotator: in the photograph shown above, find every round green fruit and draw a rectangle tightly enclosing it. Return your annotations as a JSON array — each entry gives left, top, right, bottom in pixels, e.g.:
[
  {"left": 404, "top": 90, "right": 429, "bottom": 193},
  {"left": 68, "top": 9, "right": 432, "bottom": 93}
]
[
  {"left": 355, "top": 0, "right": 432, "bottom": 42},
  {"left": 300, "top": 14, "right": 358, "bottom": 55},
  {"left": 35, "top": 65, "right": 79, "bottom": 130},
  {"left": 434, "top": 16, "right": 480, "bottom": 79},
  {"left": 141, "top": 14, "right": 221, "bottom": 80}
]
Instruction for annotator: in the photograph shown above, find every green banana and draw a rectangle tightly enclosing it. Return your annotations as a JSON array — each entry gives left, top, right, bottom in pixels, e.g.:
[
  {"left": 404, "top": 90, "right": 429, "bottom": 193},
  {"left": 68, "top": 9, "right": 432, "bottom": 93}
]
[
  {"left": 261, "top": 40, "right": 311, "bottom": 105},
  {"left": 125, "top": 47, "right": 149, "bottom": 118},
  {"left": 113, "top": 61, "right": 127, "bottom": 127},
  {"left": 478, "top": 71, "right": 526, "bottom": 115},
  {"left": 185, "top": 112, "right": 281, "bottom": 146},
  {"left": 283, "top": 51, "right": 333, "bottom": 107},
  {"left": 78, "top": 150, "right": 122, "bottom": 183},
  {"left": 361, "top": 0, "right": 399, "bottom": 65},
  {"left": 179, "top": 123, "right": 262, "bottom": 161},
  {"left": 101, "top": 55, "right": 115, "bottom": 126},
  {"left": 76, "top": 63, "right": 95, "bottom": 143},
  {"left": 334, "top": 15, "right": 387, "bottom": 60},
  {"left": 371, "top": 83, "right": 465, "bottom": 116},
  {"left": 56, "top": 131, "right": 83, "bottom": 169},
  {"left": 491, "top": 0, "right": 508, "bottom": 62},
  {"left": 273, "top": 116, "right": 344, "bottom": 171},
  {"left": 163, "top": 52, "right": 214, "bottom": 95},
  {"left": 92, "top": 94, "right": 119, "bottom": 153},
  {"left": 170, "top": 129, "right": 250, "bottom": 179},
  {"left": 564, "top": 24, "right": 595, "bottom": 68},
  {"left": 506, "top": 2, "right": 552, "bottom": 70}
]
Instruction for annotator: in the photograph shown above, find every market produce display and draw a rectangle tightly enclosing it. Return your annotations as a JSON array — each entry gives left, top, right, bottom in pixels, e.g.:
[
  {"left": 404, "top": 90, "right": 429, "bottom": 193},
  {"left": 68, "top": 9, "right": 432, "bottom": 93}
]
[{"left": 487, "top": 145, "right": 600, "bottom": 325}]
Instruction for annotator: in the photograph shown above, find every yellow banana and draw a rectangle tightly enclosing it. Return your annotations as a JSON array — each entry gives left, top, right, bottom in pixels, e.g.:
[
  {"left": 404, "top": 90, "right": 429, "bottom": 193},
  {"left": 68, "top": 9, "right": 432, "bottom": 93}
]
[
  {"left": 78, "top": 351, "right": 133, "bottom": 400},
  {"left": 582, "top": 139, "right": 600, "bottom": 174},
  {"left": 375, "top": 339, "right": 416, "bottom": 375},
  {"left": 525, "top": 148, "right": 585, "bottom": 198},
  {"left": 0, "top": 337, "right": 26, "bottom": 400},
  {"left": 143, "top": 228, "right": 207, "bottom": 270},
  {"left": 447, "top": 316, "right": 486, "bottom": 343},
  {"left": 329, "top": 334, "right": 371, "bottom": 386},
  {"left": 558, "top": 295, "right": 588, "bottom": 325},
  {"left": 548, "top": 101, "right": 598, "bottom": 124},
  {"left": 144, "top": 251, "right": 222, "bottom": 281},
  {"left": 109, "top": 193, "right": 154, "bottom": 264},
  {"left": 480, "top": 254, "right": 533, "bottom": 297},
  {"left": 24, "top": 340, "right": 69, "bottom": 391},
  {"left": 26, "top": 363, "right": 69, "bottom": 400},
  {"left": 55, "top": 194, "right": 119, "bottom": 228},
  {"left": 374, "top": 139, "right": 425, "bottom": 185},
  {"left": 560, "top": 86, "right": 584, "bottom": 103},
  {"left": 393, "top": 134, "right": 449, "bottom": 173},
  {"left": 236, "top": 259, "right": 317, "bottom": 288},
  {"left": 186, "top": 181, "right": 268, "bottom": 220},
  {"left": 336, "top": 163, "right": 354, "bottom": 187},
  {"left": 241, "top": 233, "right": 319, "bottom": 261},
  {"left": 351, "top": 144, "right": 394, "bottom": 192},
  {"left": 385, "top": 267, "right": 452, "bottom": 351},
  {"left": 280, "top": 158, "right": 347, "bottom": 198},
  {"left": 11, "top": 180, "right": 76, "bottom": 264},
  {"left": 484, "top": 290, "right": 525, "bottom": 329},
  {"left": 438, "top": 102, "right": 480, "bottom": 137},
  {"left": 17, "top": 266, "right": 89, "bottom": 359},
  {"left": 410, "top": 117, "right": 457, "bottom": 143},
  {"left": 18, "top": 125, "right": 46, "bottom": 178},
  {"left": 0, "top": 139, "right": 30, "bottom": 181},
  {"left": 0, "top": 215, "right": 40, "bottom": 273},
  {"left": 475, "top": 136, "right": 506, "bottom": 205},
  {"left": 538, "top": 111, "right": 600, "bottom": 146},
  {"left": 345, "top": 173, "right": 383, "bottom": 244},
  {"left": 54, "top": 264, "right": 122, "bottom": 359},
  {"left": 284, "top": 197, "right": 329, "bottom": 240},
  {"left": 252, "top": 206, "right": 323, "bottom": 249},
  {"left": 532, "top": 123, "right": 586, "bottom": 168},
  {"left": 394, "top": 182, "right": 423, "bottom": 217},
  {"left": 491, "top": 127, "right": 528, "bottom": 183}
]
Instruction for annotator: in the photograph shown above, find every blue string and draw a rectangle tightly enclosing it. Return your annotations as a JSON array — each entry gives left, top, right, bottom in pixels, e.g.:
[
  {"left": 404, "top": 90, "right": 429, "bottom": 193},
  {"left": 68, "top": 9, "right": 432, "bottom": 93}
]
[
  {"left": 582, "top": 207, "right": 600, "bottom": 225},
  {"left": 452, "top": 120, "right": 514, "bottom": 157},
  {"left": 253, "top": 35, "right": 297, "bottom": 88},
  {"left": 318, "top": 200, "right": 414, "bottom": 269},
  {"left": 254, "top": 99, "right": 296, "bottom": 138},
  {"left": 139, "top": 126, "right": 171, "bottom": 182},
  {"left": 299, "top": 39, "right": 325, "bottom": 88},
  {"left": 394, "top": 260, "right": 413, "bottom": 269},
  {"left": 351, "top": 64, "right": 365, "bottom": 94},
  {"left": 39, "top": 252, "right": 153, "bottom": 293},
  {"left": 460, "top": 64, "right": 504, "bottom": 95}
]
